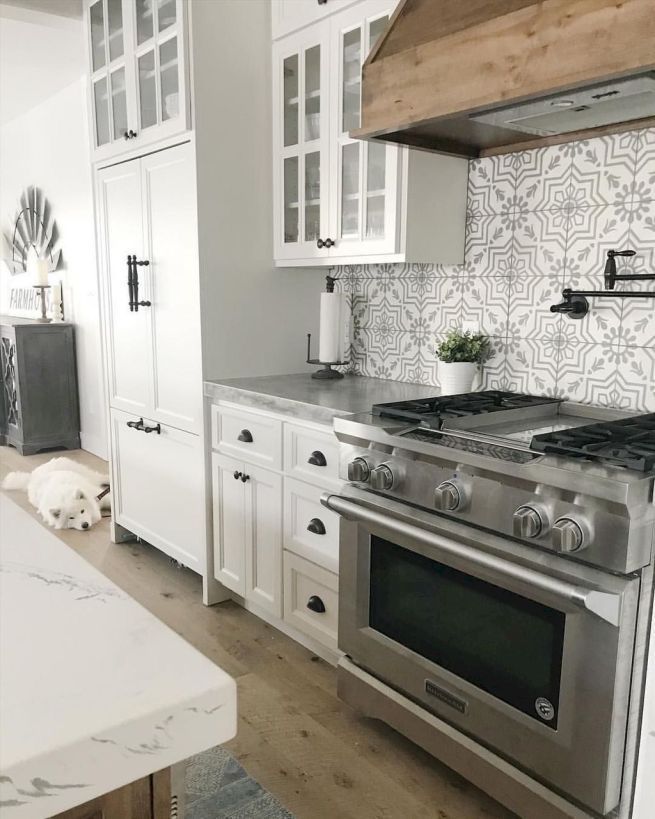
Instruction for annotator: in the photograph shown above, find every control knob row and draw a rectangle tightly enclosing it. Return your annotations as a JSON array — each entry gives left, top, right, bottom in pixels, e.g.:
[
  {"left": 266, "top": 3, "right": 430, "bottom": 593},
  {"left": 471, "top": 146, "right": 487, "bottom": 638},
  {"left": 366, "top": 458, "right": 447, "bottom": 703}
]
[
  {"left": 513, "top": 505, "right": 588, "bottom": 553},
  {"left": 347, "top": 458, "right": 395, "bottom": 491}
]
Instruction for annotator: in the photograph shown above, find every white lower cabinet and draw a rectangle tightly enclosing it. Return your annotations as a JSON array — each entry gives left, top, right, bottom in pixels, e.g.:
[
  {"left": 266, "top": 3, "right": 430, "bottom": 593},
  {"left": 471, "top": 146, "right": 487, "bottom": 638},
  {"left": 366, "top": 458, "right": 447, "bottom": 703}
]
[
  {"left": 211, "top": 404, "right": 340, "bottom": 660},
  {"left": 284, "top": 476, "right": 340, "bottom": 573},
  {"left": 110, "top": 408, "right": 205, "bottom": 571},
  {"left": 212, "top": 452, "right": 282, "bottom": 618},
  {"left": 283, "top": 551, "right": 338, "bottom": 652}
]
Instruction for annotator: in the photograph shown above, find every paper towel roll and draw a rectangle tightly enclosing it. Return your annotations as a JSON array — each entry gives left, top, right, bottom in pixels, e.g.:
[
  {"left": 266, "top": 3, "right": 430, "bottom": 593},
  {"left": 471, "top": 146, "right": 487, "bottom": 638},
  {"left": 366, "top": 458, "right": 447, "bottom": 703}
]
[{"left": 319, "top": 291, "right": 342, "bottom": 363}]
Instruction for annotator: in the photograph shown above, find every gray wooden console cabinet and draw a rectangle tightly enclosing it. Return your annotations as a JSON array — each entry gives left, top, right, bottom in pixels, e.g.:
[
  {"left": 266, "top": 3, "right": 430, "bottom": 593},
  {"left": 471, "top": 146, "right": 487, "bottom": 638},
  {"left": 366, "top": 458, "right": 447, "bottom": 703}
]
[{"left": 0, "top": 316, "right": 80, "bottom": 455}]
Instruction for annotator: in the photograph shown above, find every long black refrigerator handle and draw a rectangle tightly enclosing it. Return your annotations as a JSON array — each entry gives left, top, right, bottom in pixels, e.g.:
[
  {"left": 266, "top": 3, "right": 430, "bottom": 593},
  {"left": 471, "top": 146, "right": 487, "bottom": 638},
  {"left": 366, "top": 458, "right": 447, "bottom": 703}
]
[{"left": 127, "top": 255, "right": 135, "bottom": 311}]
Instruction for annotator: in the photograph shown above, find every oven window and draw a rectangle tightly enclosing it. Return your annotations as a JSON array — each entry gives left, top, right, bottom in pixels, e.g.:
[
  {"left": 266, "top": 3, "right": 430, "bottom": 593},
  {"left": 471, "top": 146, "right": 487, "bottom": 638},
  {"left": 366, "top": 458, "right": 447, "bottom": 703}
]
[{"left": 369, "top": 537, "right": 565, "bottom": 727}]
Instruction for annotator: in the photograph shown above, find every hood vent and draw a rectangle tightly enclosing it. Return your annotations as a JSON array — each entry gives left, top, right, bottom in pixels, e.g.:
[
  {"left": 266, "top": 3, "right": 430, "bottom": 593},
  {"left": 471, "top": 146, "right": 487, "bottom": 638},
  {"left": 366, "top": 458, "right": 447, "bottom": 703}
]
[{"left": 354, "top": 0, "right": 655, "bottom": 157}]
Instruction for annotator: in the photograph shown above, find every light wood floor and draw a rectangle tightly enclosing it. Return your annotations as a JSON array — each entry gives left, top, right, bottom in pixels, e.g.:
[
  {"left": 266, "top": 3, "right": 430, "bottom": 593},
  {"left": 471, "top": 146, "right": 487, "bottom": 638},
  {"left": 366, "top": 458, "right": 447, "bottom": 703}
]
[{"left": 0, "top": 445, "right": 515, "bottom": 819}]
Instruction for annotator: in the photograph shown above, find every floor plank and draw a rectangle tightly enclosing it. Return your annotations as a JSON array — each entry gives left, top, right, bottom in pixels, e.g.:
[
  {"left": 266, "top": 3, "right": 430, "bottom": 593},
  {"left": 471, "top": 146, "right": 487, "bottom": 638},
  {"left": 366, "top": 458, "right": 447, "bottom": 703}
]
[{"left": 0, "top": 445, "right": 515, "bottom": 819}]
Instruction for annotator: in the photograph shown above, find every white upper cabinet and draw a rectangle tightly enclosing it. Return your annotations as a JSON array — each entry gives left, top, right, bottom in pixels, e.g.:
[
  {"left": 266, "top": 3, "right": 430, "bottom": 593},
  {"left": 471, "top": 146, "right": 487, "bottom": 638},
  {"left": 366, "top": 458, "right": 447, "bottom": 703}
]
[
  {"left": 272, "top": 0, "right": 468, "bottom": 267},
  {"left": 271, "top": 0, "right": 360, "bottom": 40},
  {"left": 85, "top": 0, "right": 189, "bottom": 161}
]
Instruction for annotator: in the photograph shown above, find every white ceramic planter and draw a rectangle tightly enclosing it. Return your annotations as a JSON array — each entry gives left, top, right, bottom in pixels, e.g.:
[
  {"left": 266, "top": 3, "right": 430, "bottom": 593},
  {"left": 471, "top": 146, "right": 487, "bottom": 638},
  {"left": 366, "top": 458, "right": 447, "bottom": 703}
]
[{"left": 439, "top": 361, "right": 479, "bottom": 396}]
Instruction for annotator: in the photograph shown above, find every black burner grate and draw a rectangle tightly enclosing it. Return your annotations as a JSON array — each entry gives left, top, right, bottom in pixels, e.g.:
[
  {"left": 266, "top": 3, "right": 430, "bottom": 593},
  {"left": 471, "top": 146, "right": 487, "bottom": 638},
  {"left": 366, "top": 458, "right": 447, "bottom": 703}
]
[
  {"left": 373, "top": 391, "right": 560, "bottom": 427},
  {"left": 531, "top": 414, "right": 655, "bottom": 471}
]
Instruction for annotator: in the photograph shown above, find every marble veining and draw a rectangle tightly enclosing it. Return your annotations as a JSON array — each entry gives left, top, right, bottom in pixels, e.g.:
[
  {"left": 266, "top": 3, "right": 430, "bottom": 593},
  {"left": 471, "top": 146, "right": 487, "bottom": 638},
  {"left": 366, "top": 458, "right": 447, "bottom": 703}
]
[
  {"left": 204, "top": 373, "right": 440, "bottom": 423},
  {"left": 0, "top": 495, "right": 237, "bottom": 819}
]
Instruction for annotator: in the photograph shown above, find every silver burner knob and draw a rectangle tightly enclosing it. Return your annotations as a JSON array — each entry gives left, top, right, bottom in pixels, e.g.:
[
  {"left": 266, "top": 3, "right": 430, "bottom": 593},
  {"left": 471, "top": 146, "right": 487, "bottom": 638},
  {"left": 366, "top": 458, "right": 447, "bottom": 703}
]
[
  {"left": 434, "top": 480, "right": 467, "bottom": 512},
  {"left": 552, "top": 517, "right": 588, "bottom": 553},
  {"left": 370, "top": 464, "right": 395, "bottom": 491},
  {"left": 513, "top": 506, "right": 546, "bottom": 539},
  {"left": 347, "top": 457, "right": 371, "bottom": 483}
]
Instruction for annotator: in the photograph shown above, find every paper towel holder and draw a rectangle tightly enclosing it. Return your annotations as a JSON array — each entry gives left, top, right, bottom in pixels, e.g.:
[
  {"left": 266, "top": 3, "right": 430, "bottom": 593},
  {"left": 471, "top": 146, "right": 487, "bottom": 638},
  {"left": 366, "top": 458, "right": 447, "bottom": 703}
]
[{"left": 306, "top": 333, "right": 348, "bottom": 380}]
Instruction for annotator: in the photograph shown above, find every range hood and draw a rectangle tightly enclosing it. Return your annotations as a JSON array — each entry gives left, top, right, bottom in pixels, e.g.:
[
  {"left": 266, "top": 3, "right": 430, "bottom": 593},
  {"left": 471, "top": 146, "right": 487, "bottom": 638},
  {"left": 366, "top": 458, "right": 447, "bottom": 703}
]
[{"left": 354, "top": 0, "right": 655, "bottom": 157}]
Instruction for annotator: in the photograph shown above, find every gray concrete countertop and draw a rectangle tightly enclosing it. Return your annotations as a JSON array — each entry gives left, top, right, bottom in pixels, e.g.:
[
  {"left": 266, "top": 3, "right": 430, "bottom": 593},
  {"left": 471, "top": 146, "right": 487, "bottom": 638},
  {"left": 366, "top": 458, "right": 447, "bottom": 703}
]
[{"left": 204, "top": 373, "right": 439, "bottom": 425}]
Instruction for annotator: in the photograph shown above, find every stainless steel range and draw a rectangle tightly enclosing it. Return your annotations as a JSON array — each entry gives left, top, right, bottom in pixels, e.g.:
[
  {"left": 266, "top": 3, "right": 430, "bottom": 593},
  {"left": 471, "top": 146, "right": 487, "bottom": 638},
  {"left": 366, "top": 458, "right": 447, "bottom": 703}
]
[{"left": 321, "top": 391, "right": 655, "bottom": 818}]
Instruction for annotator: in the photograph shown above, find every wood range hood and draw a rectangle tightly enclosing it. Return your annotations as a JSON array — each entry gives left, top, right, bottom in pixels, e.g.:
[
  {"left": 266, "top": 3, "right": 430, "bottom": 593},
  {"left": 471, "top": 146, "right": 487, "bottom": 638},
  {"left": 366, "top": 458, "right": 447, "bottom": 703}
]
[{"left": 354, "top": 0, "right": 655, "bottom": 157}]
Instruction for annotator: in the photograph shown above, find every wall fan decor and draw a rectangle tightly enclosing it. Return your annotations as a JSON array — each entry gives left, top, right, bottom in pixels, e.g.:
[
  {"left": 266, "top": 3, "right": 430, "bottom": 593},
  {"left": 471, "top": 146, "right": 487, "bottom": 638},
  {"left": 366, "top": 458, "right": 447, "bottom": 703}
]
[{"left": 3, "top": 186, "right": 62, "bottom": 276}]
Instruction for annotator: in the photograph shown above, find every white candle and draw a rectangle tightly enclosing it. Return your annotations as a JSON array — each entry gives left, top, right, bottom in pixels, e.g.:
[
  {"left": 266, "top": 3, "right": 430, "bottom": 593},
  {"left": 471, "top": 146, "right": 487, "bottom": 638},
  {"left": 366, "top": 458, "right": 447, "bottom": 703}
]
[
  {"left": 34, "top": 259, "right": 49, "bottom": 287},
  {"left": 27, "top": 247, "right": 49, "bottom": 286}
]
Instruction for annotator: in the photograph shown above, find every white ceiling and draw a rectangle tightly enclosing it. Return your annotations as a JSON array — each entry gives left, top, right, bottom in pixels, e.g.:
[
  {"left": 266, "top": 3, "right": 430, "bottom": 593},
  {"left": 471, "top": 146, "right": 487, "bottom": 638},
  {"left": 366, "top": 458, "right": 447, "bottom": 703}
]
[{"left": 0, "top": 3, "right": 85, "bottom": 125}]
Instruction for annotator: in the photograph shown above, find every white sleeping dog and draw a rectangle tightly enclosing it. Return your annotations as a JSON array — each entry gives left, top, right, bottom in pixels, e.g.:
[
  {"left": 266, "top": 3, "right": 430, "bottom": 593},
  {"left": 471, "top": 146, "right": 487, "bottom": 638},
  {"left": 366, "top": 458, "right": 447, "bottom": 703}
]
[{"left": 3, "top": 457, "right": 111, "bottom": 530}]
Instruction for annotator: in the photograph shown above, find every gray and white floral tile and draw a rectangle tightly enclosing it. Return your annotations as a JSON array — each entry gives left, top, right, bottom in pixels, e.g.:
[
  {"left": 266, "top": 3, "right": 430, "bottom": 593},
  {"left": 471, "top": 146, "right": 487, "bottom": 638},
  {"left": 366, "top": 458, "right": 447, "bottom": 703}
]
[
  {"left": 507, "top": 276, "right": 562, "bottom": 340},
  {"left": 467, "top": 154, "right": 517, "bottom": 216},
  {"left": 334, "top": 128, "right": 655, "bottom": 413},
  {"left": 513, "top": 143, "right": 572, "bottom": 211},
  {"left": 568, "top": 132, "right": 638, "bottom": 208}
]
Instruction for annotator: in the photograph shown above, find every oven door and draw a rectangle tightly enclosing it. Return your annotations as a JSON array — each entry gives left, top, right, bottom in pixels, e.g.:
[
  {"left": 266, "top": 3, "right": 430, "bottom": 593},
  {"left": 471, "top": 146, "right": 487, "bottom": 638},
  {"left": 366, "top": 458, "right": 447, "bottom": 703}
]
[{"left": 323, "top": 488, "right": 640, "bottom": 815}]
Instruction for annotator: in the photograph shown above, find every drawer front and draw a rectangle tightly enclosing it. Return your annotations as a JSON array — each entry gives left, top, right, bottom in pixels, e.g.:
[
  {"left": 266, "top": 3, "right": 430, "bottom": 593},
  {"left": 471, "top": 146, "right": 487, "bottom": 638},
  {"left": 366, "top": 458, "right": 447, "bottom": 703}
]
[
  {"left": 284, "top": 422, "right": 341, "bottom": 487},
  {"left": 283, "top": 551, "right": 338, "bottom": 651},
  {"left": 110, "top": 409, "right": 205, "bottom": 571},
  {"left": 212, "top": 404, "right": 282, "bottom": 469},
  {"left": 284, "top": 477, "right": 339, "bottom": 573}
]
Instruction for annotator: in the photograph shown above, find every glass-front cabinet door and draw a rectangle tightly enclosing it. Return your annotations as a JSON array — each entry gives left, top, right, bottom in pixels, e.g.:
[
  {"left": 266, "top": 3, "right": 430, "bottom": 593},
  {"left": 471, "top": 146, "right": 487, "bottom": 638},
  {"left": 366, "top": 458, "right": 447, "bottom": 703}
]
[
  {"left": 87, "top": 0, "right": 129, "bottom": 153},
  {"left": 133, "top": 0, "right": 186, "bottom": 141},
  {"left": 273, "top": 28, "right": 330, "bottom": 262},
  {"left": 85, "top": 0, "right": 188, "bottom": 159},
  {"left": 328, "top": 1, "right": 399, "bottom": 258}
]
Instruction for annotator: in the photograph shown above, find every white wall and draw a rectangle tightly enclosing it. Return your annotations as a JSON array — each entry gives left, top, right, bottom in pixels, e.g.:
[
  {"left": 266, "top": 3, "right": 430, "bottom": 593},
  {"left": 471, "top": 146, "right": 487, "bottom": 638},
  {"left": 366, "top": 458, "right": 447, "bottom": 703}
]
[
  {"left": 190, "top": 0, "right": 325, "bottom": 380},
  {"left": 0, "top": 7, "right": 107, "bottom": 458}
]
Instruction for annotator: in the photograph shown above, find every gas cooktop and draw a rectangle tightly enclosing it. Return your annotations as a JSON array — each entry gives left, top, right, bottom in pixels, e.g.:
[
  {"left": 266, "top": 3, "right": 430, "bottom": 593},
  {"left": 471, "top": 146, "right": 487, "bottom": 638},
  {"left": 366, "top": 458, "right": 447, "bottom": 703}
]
[
  {"left": 372, "top": 391, "right": 655, "bottom": 472},
  {"left": 373, "top": 391, "right": 560, "bottom": 426},
  {"left": 532, "top": 414, "right": 655, "bottom": 472}
]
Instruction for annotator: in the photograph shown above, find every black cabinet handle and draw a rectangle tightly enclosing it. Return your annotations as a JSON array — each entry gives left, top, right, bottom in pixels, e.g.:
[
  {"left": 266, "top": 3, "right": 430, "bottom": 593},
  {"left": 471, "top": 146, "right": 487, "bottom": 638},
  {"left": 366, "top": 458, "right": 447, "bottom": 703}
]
[
  {"left": 233, "top": 470, "right": 242, "bottom": 480},
  {"left": 238, "top": 429, "right": 253, "bottom": 443},
  {"left": 240, "top": 473, "right": 250, "bottom": 482},
  {"left": 307, "top": 595, "right": 326, "bottom": 613},
  {"left": 127, "top": 418, "right": 145, "bottom": 430},
  {"left": 308, "top": 450, "right": 327, "bottom": 467},
  {"left": 324, "top": 237, "right": 334, "bottom": 248},
  {"left": 307, "top": 518, "right": 326, "bottom": 535},
  {"left": 143, "top": 423, "right": 160, "bottom": 434},
  {"left": 128, "top": 255, "right": 151, "bottom": 311},
  {"left": 317, "top": 238, "right": 334, "bottom": 249},
  {"left": 123, "top": 129, "right": 138, "bottom": 140}
]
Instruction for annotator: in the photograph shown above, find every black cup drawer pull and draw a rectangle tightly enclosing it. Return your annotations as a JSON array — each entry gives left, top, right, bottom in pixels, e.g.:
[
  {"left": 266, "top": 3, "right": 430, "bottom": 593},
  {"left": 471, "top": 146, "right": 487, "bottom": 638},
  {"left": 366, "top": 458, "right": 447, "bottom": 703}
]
[
  {"left": 238, "top": 429, "right": 253, "bottom": 443},
  {"left": 127, "top": 418, "right": 145, "bottom": 431},
  {"left": 308, "top": 450, "right": 327, "bottom": 467},
  {"left": 307, "top": 518, "right": 326, "bottom": 535},
  {"left": 307, "top": 595, "right": 326, "bottom": 614}
]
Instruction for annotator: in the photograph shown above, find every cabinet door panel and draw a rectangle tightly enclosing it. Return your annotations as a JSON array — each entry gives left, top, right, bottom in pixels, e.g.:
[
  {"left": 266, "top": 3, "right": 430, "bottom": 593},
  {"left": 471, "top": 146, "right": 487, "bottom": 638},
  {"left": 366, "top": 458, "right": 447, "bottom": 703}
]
[
  {"left": 245, "top": 464, "right": 282, "bottom": 617},
  {"left": 132, "top": 0, "right": 188, "bottom": 148},
  {"left": 273, "top": 26, "right": 331, "bottom": 262},
  {"left": 98, "top": 161, "right": 152, "bottom": 417},
  {"left": 212, "top": 452, "right": 247, "bottom": 595},
  {"left": 86, "top": 0, "right": 132, "bottom": 158},
  {"left": 328, "top": 1, "right": 400, "bottom": 259},
  {"left": 141, "top": 142, "right": 201, "bottom": 434},
  {"left": 111, "top": 409, "right": 205, "bottom": 570}
]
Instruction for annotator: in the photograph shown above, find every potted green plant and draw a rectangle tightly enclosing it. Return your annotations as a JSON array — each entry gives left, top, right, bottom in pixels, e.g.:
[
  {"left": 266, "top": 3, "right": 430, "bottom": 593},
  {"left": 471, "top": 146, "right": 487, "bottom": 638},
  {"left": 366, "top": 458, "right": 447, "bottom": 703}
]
[{"left": 436, "top": 330, "right": 490, "bottom": 395}]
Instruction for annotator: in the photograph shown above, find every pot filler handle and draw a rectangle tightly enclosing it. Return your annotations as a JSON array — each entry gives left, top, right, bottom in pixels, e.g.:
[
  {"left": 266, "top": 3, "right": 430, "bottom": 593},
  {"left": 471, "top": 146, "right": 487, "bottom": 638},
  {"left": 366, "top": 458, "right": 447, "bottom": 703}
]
[{"left": 322, "top": 493, "right": 623, "bottom": 628}]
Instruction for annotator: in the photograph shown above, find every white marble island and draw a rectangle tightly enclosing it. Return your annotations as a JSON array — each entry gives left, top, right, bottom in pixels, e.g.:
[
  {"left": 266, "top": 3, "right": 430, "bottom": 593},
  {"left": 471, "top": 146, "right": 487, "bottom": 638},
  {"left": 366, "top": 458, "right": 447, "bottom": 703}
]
[{"left": 0, "top": 495, "right": 237, "bottom": 819}]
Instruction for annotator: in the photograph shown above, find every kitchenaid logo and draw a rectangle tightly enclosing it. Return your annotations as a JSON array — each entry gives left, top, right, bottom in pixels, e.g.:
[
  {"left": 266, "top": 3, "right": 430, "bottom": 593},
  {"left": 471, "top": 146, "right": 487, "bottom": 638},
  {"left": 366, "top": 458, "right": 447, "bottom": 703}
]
[{"left": 425, "top": 679, "right": 468, "bottom": 714}]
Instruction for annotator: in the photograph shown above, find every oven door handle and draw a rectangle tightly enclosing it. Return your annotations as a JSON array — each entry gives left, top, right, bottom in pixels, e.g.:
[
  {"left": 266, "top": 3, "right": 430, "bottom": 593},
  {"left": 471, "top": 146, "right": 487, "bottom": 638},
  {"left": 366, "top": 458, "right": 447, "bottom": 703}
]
[{"left": 322, "top": 494, "right": 623, "bottom": 627}]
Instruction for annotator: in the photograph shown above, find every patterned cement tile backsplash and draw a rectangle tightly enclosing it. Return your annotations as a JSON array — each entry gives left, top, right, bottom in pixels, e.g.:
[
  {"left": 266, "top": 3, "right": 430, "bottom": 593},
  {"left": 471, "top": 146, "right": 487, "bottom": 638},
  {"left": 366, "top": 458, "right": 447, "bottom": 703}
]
[{"left": 333, "top": 128, "right": 655, "bottom": 412}]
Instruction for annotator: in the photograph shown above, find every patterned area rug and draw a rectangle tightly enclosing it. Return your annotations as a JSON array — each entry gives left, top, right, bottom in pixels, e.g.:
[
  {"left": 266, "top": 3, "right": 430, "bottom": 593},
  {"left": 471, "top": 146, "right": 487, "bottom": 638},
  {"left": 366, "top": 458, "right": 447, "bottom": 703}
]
[{"left": 185, "top": 747, "right": 295, "bottom": 819}]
